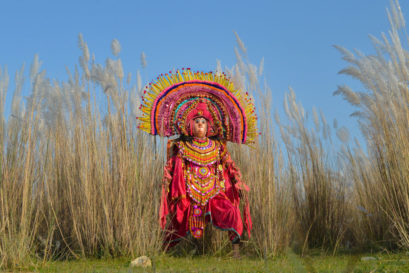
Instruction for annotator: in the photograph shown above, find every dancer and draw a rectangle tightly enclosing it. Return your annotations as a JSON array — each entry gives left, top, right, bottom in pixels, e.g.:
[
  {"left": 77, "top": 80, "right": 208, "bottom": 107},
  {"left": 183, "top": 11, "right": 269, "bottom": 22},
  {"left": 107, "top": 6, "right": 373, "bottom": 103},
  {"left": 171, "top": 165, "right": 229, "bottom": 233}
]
[{"left": 137, "top": 69, "right": 257, "bottom": 257}]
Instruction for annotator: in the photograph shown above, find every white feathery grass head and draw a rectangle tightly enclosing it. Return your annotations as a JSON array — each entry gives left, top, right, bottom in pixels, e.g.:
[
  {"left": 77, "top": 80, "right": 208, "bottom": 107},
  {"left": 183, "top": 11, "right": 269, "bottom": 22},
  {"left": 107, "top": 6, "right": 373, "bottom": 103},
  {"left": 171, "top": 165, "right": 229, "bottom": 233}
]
[
  {"left": 234, "top": 47, "right": 246, "bottom": 73},
  {"left": 42, "top": 84, "right": 64, "bottom": 130},
  {"left": 78, "top": 33, "right": 84, "bottom": 48},
  {"left": 259, "top": 57, "right": 264, "bottom": 76},
  {"left": 338, "top": 66, "right": 362, "bottom": 81},
  {"left": 11, "top": 65, "right": 25, "bottom": 119},
  {"left": 284, "top": 89, "right": 296, "bottom": 121},
  {"left": 274, "top": 109, "right": 280, "bottom": 124},
  {"left": 30, "top": 54, "right": 41, "bottom": 81},
  {"left": 283, "top": 87, "right": 305, "bottom": 126},
  {"left": 395, "top": 0, "right": 406, "bottom": 27},
  {"left": 84, "top": 44, "right": 90, "bottom": 63},
  {"left": 130, "top": 85, "right": 141, "bottom": 119},
  {"left": 320, "top": 109, "right": 330, "bottom": 140},
  {"left": 215, "top": 59, "right": 222, "bottom": 76},
  {"left": 91, "top": 63, "right": 117, "bottom": 96},
  {"left": 333, "top": 119, "right": 338, "bottom": 129},
  {"left": 247, "top": 63, "right": 258, "bottom": 90},
  {"left": 224, "top": 66, "right": 233, "bottom": 79},
  {"left": 78, "top": 35, "right": 91, "bottom": 79},
  {"left": 369, "top": 34, "right": 388, "bottom": 53},
  {"left": 111, "top": 39, "right": 121, "bottom": 56},
  {"left": 312, "top": 106, "right": 320, "bottom": 132},
  {"left": 289, "top": 87, "right": 303, "bottom": 122},
  {"left": 78, "top": 33, "right": 90, "bottom": 63},
  {"left": 333, "top": 85, "right": 361, "bottom": 106},
  {"left": 116, "top": 59, "right": 124, "bottom": 80},
  {"left": 283, "top": 94, "right": 291, "bottom": 121},
  {"left": 0, "top": 66, "right": 9, "bottom": 106},
  {"left": 20, "top": 102, "right": 26, "bottom": 120},
  {"left": 333, "top": 45, "right": 358, "bottom": 65},
  {"left": 27, "top": 69, "right": 47, "bottom": 105},
  {"left": 350, "top": 111, "right": 365, "bottom": 118},
  {"left": 79, "top": 56, "right": 90, "bottom": 80},
  {"left": 336, "top": 126, "right": 350, "bottom": 144},
  {"left": 140, "top": 52, "right": 147, "bottom": 68},
  {"left": 280, "top": 125, "right": 293, "bottom": 149},
  {"left": 231, "top": 64, "right": 245, "bottom": 91},
  {"left": 387, "top": 0, "right": 405, "bottom": 30},
  {"left": 127, "top": 72, "right": 132, "bottom": 85},
  {"left": 105, "top": 58, "right": 124, "bottom": 81},
  {"left": 136, "top": 70, "right": 142, "bottom": 93},
  {"left": 234, "top": 31, "right": 247, "bottom": 54}
]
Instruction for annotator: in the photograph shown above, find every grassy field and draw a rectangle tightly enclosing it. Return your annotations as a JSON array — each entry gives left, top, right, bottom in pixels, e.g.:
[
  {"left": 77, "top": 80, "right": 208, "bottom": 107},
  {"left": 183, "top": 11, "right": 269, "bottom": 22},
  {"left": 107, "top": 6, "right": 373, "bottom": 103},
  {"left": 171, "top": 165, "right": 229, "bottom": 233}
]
[{"left": 7, "top": 253, "right": 409, "bottom": 273}]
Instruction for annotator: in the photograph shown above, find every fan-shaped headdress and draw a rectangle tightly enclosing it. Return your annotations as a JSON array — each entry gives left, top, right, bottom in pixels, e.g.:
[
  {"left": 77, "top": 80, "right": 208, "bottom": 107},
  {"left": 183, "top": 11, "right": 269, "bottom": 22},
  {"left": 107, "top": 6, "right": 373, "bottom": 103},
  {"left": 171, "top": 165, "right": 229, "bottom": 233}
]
[{"left": 137, "top": 68, "right": 257, "bottom": 144}]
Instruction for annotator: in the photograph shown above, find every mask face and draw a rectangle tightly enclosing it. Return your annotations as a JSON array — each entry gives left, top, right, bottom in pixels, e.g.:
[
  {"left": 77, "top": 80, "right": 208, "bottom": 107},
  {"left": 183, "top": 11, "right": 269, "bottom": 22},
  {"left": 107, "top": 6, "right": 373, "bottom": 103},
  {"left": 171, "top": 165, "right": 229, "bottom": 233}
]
[{"left": 193, "top": 117, "right": 208, "bottom": 138}]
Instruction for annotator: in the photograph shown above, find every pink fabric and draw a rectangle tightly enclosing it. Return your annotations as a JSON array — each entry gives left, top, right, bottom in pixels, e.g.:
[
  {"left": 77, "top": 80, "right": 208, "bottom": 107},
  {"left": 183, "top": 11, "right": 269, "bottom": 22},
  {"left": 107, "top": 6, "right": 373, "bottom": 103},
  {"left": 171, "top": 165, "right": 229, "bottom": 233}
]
[
  {"left": 159, "top": 141, "right": 252, "bottom": 246},
  {"left": 208, "top": 192, "right": 243, "bottom": 241}
]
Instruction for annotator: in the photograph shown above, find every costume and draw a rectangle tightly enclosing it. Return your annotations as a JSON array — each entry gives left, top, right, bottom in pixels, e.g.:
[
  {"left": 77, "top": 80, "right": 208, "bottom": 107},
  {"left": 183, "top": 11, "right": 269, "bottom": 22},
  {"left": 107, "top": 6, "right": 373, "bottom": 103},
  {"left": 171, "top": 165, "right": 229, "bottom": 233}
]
[{"left": 137, "top": 69, "right": 257, "bottom": 245}]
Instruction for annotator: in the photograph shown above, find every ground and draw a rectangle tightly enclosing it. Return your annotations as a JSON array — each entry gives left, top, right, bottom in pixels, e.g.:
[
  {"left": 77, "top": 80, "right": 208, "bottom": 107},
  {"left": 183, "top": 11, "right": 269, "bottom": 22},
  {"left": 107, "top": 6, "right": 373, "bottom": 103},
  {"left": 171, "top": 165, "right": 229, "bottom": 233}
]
[{"left": 6, "top": 252, "right": 409, "bottom": 273}]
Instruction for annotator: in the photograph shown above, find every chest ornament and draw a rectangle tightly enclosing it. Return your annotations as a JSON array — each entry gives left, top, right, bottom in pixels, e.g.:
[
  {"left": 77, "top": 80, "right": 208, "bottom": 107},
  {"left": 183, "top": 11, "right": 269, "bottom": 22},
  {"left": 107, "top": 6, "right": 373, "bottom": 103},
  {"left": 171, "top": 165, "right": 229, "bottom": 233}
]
[
  {"left": 177, "top": 138, "right": 220, "bottom": 166},
  {"left": 185, "top": 164, "right": 225, "bottom": 206}
]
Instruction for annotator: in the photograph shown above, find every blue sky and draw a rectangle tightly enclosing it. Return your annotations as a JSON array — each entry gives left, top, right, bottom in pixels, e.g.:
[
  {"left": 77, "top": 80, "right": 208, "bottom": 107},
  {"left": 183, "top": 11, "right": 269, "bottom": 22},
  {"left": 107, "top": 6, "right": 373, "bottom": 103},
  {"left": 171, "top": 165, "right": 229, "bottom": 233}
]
[{"left": 1, "top": 0, "right": 407, "bottom": 146}]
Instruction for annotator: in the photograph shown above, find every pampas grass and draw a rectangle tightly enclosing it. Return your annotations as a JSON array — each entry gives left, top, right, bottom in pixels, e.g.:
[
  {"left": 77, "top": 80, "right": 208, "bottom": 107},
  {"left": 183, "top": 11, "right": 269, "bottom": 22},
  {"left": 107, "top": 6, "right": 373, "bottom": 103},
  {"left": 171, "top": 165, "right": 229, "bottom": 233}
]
[{"left": 335, "top": 0, "right": 409, "bottom": 249}]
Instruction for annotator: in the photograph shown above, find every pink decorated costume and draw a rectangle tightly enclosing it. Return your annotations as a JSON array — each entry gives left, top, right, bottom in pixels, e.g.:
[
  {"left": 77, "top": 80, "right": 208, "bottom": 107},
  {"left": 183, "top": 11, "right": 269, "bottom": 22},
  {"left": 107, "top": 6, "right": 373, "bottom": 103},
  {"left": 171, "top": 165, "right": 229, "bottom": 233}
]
[
  {"left": 160, "top": 137, "right": 252, "bottom": 245},
  {"left": 136, "top": 69, "right": 257, "bottom": 248}
]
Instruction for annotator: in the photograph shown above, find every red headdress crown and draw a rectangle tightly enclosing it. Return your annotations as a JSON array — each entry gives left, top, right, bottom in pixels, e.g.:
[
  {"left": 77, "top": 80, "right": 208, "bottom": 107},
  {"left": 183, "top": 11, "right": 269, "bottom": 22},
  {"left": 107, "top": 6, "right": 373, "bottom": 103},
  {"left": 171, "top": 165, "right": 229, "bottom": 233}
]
[{"left": 185, "top": 99, "right": 222, "bottom": 137}]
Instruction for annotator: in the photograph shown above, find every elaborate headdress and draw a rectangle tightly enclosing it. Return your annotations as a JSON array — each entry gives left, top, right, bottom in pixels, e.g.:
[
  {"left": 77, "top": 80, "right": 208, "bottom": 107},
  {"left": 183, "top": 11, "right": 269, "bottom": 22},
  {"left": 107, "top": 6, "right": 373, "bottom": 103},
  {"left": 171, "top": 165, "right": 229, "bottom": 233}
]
[{"left": 137, "top": 68, "right": 257, "bottom": 144}]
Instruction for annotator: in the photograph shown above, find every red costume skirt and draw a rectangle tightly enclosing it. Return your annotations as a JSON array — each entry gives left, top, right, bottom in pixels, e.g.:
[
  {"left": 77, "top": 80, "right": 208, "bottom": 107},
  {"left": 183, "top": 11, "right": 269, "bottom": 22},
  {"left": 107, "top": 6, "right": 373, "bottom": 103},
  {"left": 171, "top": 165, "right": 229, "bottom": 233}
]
[{"left": 165, "top": 191, "right": 243, "bottom": 245}]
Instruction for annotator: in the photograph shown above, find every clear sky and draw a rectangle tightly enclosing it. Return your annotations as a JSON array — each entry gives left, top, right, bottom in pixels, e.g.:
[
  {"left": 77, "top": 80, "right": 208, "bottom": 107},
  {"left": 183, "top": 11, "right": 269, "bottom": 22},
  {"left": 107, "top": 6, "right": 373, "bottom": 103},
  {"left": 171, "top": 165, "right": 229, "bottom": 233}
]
[{"left": 1, "top": 0, "right": 407, "bottom": 146}]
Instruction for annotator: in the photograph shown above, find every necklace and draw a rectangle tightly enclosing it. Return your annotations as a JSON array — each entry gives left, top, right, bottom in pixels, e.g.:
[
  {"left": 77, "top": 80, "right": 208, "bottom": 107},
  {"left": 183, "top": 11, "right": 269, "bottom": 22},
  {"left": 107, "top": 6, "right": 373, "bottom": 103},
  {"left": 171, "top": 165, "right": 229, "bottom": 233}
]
[
  {"left": 191, "top": 138, "right": 213, "bottom": 150},
  {"left": 177, "top": 138, "right": 220, "bottom": 166}
]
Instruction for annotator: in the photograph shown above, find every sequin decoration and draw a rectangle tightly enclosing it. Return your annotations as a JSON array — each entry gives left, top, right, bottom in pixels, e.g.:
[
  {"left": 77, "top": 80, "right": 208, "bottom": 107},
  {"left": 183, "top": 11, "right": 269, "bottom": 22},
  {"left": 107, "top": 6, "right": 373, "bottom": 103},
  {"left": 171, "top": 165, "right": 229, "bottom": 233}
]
[
  {"left": 189, "top": 204, "right": 205, "bottom": 239},
  {"left": 198, "top": 167, "right": 210, "bottom": 178},
  {"left": 177, "top": 139, "right": 219, "bottom": 166},
  {"left": 193, "top": 206, "right": 202, "bottom": 217},
  {"left": 184, "top": 155, "right": 226, "bottom": 206}
]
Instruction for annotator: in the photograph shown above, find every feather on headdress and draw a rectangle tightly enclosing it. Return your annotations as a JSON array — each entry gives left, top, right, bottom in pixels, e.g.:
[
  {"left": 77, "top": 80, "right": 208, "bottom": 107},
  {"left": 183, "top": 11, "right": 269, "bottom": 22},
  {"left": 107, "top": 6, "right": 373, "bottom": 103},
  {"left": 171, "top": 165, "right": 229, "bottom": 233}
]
[{"left": 137, "top": 69, "right": 257, "bottom": 144}]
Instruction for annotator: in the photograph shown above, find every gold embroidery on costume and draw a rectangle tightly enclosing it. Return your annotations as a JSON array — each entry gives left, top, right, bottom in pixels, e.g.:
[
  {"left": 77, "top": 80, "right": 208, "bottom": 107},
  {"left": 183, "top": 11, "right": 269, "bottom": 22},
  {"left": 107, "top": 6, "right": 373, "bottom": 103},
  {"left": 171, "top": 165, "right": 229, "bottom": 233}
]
[
  {"left": 178, "top": 138, "right": 225, "bottom": 206},
  {"left": 177, "top": 138, "right": 219, "bottom": 166}
]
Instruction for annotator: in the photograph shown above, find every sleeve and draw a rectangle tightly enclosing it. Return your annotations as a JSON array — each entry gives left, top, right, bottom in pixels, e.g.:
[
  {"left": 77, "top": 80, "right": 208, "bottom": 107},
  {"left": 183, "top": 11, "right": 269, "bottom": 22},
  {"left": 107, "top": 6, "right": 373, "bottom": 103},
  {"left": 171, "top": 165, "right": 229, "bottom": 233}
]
[
  {"left": 160, "top": 140, "right": 189, "bottom": 229},
  {"left": 159, "top": 139, "right": 177, "bottom": 229}
]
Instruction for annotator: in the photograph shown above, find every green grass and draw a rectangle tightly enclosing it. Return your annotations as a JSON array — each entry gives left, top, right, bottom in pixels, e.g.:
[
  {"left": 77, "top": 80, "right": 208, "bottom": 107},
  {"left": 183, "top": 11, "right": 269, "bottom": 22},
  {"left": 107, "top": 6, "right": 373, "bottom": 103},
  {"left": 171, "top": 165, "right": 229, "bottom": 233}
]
[{"left": 8, "top": 253, "right": 409, "bottom": 273}]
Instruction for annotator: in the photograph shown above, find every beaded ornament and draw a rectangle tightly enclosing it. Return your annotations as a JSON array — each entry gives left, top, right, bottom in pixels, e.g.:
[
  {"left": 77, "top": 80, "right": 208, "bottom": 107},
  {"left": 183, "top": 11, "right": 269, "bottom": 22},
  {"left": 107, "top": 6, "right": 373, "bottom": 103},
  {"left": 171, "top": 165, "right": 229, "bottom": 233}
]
[
  {"left": 137, "top": 69, "right": 258, "bottom": 144},
  {"left": 177, "top": 138, "right": 220, "bottom": 166},
  {"left": 189, "top": 204, "right": 205, "bottom": 239}
]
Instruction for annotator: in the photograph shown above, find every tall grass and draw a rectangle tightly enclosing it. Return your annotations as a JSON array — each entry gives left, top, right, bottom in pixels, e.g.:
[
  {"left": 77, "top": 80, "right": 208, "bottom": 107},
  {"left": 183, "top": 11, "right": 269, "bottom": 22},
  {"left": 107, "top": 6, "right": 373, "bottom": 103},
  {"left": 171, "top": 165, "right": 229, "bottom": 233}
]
[
  {"left": 227, "top": 47, "right": 294, "bottom": 257},
  {"left": 334, "top": 0, "right": 409, "bottom": 249},
  {"left": 0, "top": 38, "right": 164, "bottom": 269},
  {"left": 276, "top": 89, "right": 350, "bottom": 253}
]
